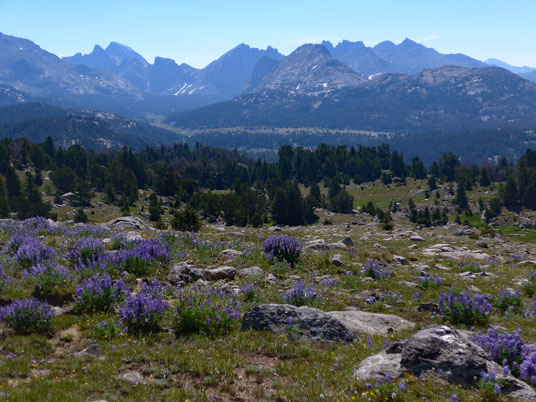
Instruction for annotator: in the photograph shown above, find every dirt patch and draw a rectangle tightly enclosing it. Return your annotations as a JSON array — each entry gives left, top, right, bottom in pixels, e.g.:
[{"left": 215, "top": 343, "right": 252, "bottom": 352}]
[{"left": 51, "top": 325, "right": 83, "bottom": 357}]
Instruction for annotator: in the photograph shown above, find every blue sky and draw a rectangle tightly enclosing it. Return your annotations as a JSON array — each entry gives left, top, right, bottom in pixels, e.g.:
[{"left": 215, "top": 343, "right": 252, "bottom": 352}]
[{"left": 1, "top": 0, "right": 535, "bottom": 68}]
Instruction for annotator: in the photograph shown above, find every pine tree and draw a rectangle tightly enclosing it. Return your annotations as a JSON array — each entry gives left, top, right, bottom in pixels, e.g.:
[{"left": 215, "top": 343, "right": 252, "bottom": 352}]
[
  {"left": 0, "top": 175, "right": 10, "bottom": 218},
  {"left": 502, "top": 177, "right": 518, "bottom": 210},
  {"left": 271, "top": 188, "right": 287, "bottom": 225},
  {"left": 479, "top": 169, "right": 491, "bottom": 187},
  {"left": 455, "top": 183, "right": 468, "bottom": 209},
  {"left": 6, "top": 166, "right": 20, "bottom": 197}
]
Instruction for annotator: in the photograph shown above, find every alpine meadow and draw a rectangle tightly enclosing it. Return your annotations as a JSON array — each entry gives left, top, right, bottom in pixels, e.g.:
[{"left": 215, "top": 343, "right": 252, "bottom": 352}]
[{"left": 2, "top": 1, "right": 536, "bottom": 401}]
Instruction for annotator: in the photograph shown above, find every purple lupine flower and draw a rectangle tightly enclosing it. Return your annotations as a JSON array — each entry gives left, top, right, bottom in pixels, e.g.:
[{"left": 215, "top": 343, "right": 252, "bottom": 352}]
[
  {"left": 24, "top": 263, "right": 72, "bottom": 294},
  {"left": 438, "top": 290, "right": 492, "bottom": 325},
  {"left": 520, "top": 351, "right": 536, "bottom": 380},
  {"left": 471, "top": 327, "right": 530, "bottom": 370},
  {"left": 495, "top": 289, "right": 522, "bottom": 313},
  {"left": 75, "top": 273, "right": 128, "bottom": 312},
  {"left": 67, "top": 236, "right": 105, "bottom": 262},
  {"left": 175, "top": 284, "right": 241, "bottom": 336},
  {"left": 283, "top": 280, "right": 321, "bottom": 306},
  {"left": 0, "top": 297, "right": 53, "bottom": 334},
  {"left": 262, "top": 235, "right": 301, "bottom": 266},
  {"left": 14, "top": 237, "right": 55, "bottom": 267},
  {"left": 362, "top": 259, "right": 394, "bottom": 280},
  {"left": 119, "top": 279, "right": 169, "bottom": 333}
]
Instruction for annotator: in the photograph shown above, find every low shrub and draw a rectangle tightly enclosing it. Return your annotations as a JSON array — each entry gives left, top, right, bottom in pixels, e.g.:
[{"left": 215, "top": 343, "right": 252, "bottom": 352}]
[
  {"left": 75, "top": 273, "right": 128, "bottom": 313},
  {"left": 119, "top": 280, "right": 169, "bottom": 333},
  {"left": 283, "top": 280, "right": 321, "bottom": 307},
  {"left": 495, "top": 290, "right": 522, "bottom": 314},
  {"left": 438, "top": 290, "right": 492, "bottom": 326},
  {"left": 174, "top": 285, "right": 241, "bottom": 337},
  {"left": 0, "top": 297, "right": 53, "bottom": 334},
  {"left": 24, "top": 263, "right": 72, "bottom": 296},
  {"left": 263, "top": 235, "right": 301, "bottom": 266}
]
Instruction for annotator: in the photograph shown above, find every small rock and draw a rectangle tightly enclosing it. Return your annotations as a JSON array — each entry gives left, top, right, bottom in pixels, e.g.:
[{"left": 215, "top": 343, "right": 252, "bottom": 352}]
[
  {"left": 120, "top": 371, "right": 144, "bottom": 384},
  {"left": 410, "top": 235, "right": 425, "bottom": 242},
  {"left": 398, "top": 281, "right": 418, "bottom": 288},
  {"left": 124, "top": 231, "right": 143, "bottom": 242},
  {"left": 168, "top": 261, "right": 207, "bottom": 284},
  {"left": 373, "top": 243, "right": 386, "bottom": 250},
  {"left": 454, "top": 229, "right": 474, "bottom": 236},
  {"left": 330, "top": 254, "right": 344, "bottom": 266},
  {"left": 305, "top": 239, "right": 329, "bottom": 250},
  {"left": 328, "top": 241, "right": 346, "bottom": 250},
  {"left": 392, "top": 255, "right": 409, "bottom": 265},
  {"left": 220, "top": 249, "right": 243, "bottom": 259},
  {"left": 269, "top": 226, "right": 282, "bottom": 232},
  {"left": 407, "top": 244, "right": 419, "bottom": 251},
  {"left": 466, "top": 285, "right": 481, "bottom": 293},
  {"left": 75, "top": 344, "right": 102, "bottom": 358},
  {"left": 475, "top": 241, "right": 488, "bottom": 248},
  {"left": 413, "top": 264, "right": 429, "bottom": 272}
]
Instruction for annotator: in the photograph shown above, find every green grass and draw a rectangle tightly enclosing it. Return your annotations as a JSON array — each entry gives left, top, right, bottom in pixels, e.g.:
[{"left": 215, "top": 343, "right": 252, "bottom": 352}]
[{"left": 2, "top": 180, "right": 536, "bottom": 401}]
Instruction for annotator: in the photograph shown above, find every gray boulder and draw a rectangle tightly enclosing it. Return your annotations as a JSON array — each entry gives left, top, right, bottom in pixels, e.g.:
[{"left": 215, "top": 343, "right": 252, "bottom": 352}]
[
  {"left": 238, "top": 266, "right": 265, "bottom": 279},
  {"left": 327, "top": 310, "right": 414, "bottom": 335},
  {"left": 241, "top": 304, "right": 356, "bottom": 343},
  {"left": 305, "top": 239, "right": 329, "bottom": 250},
  {"left": 341, "top": 236, "right": 354, "bottom": 247},
  {"left": 401, "top": 326, "right": 488, "bottom": 384},
  {"left": 168, "top": 261, "right": 207, "bottom": 284},
  {"left": 353, "top": 325, "right": 536, "bottom": 400},
  {"left": 353, "top": 352, "right": 404, "bottom": 381},
  {"left": 106, "top": 216, "right": 149, "bottom": 231},
  {"left": 205, "top": 266, "right": 236, "bottom": 281}
]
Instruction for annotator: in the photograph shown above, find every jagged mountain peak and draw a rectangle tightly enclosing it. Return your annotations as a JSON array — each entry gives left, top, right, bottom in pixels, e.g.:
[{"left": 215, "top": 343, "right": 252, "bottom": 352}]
[
  {"left": 254, "top": 43, "right": 365, "bottom": 93},
  {"left": 105, "top": 41, "right": 149, "bottom": 67}
]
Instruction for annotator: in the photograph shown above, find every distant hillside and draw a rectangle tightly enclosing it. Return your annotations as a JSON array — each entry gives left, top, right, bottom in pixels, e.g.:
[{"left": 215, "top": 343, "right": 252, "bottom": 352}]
[
  {"left": 0, "top": 103, "right": 181, "bottom": 150},
  {"left": 521, "top": 70, "right": 536, "bottom": 82}
]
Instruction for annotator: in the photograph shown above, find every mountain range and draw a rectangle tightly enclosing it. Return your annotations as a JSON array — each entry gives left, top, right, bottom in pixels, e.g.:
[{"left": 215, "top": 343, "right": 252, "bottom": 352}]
[
  {"left": 166, "top": 44, "right": 536, "bottom": 132},
  {"left": 0, "top": 31, "right": 536, "bottom": 142}
]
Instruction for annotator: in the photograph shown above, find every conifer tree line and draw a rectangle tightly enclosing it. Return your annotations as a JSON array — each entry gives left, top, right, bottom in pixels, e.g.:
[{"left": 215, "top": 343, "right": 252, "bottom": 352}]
[{"left": 0, "top": 136, "right": 533, "bottom": 226}]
